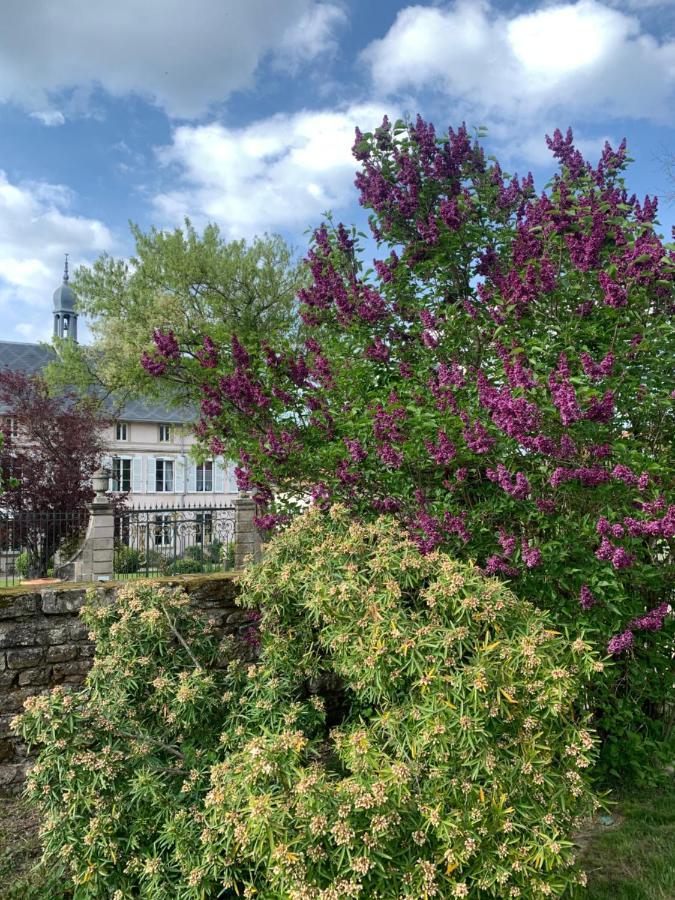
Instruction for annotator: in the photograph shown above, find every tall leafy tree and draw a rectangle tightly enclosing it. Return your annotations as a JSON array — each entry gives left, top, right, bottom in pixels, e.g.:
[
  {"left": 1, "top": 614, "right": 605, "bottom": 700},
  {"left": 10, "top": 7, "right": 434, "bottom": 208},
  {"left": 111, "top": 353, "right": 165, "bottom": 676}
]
[
  {"left": 0, "top": 370, "right": 106, "bottom": 575},
  {"left": 46, "top": 221, "right": 303, "bottom": 411}
]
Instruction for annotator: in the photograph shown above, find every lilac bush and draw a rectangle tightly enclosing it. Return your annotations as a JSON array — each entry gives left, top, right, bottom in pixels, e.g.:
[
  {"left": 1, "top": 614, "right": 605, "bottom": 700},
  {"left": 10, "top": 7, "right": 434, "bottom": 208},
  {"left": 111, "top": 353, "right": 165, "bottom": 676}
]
[{"left": 143, "top": 118, "right": 674, "bottom": 779}]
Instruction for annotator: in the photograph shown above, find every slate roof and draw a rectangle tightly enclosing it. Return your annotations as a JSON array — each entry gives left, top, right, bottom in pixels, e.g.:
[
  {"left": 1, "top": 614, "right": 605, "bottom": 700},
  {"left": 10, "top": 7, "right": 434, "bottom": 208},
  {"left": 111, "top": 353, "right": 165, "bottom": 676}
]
[
  {"left": 0, "top": 340, "right": 194, "bottom": 423},
  {"left": 0, "top": 340, "right": 55, "bottom": 375}
]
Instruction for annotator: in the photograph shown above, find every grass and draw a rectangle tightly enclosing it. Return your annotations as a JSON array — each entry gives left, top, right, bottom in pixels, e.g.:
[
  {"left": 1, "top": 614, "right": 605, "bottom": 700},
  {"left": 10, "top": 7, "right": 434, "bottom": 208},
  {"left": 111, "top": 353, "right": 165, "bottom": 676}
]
[
  {"left": 0, "top": 796, "right": 68, "bottom": 899},
  {"left": 575, "top": 778, "right": 675, "bottom": 899},
  {"left": 1, "top": 780, "right": 673, "bottom": 898}
]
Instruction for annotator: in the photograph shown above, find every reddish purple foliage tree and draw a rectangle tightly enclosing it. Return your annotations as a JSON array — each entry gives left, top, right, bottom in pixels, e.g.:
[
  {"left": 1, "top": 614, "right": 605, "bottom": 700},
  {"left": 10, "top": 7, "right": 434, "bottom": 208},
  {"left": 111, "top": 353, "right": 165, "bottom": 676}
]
[{"left": 0, "top": 370, "right": 107, "bottom": 576}]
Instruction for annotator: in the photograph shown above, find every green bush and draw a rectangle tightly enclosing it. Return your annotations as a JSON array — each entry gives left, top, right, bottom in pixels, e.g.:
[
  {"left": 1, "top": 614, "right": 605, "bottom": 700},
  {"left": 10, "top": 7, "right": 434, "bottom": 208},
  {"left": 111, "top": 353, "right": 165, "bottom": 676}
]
[
  {"left": 113, "top": 545, "right": 142, "bottom": 574},
  {"left": 183, "top": 544, "right": 205, "bottom": 563},
  {"left": 15, "top": 550, "right": 30, "bottom": 578},
  {"left": 166, "top": 557, "right": 203, "bottom": 575},
  {"left": 222, "top": 540, "right": 235, "bottom": 570},
  {"left": 15, "top": 508, "right": 601, "bottom": 898}
]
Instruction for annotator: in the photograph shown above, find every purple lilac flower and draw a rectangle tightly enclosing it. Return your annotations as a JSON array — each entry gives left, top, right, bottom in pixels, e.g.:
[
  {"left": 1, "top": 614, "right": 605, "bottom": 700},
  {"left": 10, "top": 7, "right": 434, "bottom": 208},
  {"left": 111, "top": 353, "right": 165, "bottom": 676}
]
[
  {"left": 310, "top": 483, "right": 331, "bottom": 510},
  {"left": 521, "top": 541, "right": 542, "bottom": 569},
  {"left": 152, "top": 328, "right": 181, "bottom": 359},
  {"left": 486, "top": 464, "right": 531, "bottom": 500},
  {"left": 579, "top": 585, "right": 597, "bottom": 611},
  {"left": 461, "top": 417, "right": 495, "bottom": 454},
  {"left": 607, "top": 630, "right": 634, "bottom": 655},
  {"left": 377, "top": 444, "right": 404, "bottom": 468},
  {"left": 196, "top": 335, "right": 218, "bottom": 368},
  {"left": 425, "top": 430, "right": 457, "bottom": 465},
  {"left": 141, "top": 352, "right": 167, "bottom": 376},
  {"left": 629, "top": 603, "right": 669, "bottom": 632},
  {"left": 580, "top": 351, "right": 614, "bottom": 381},
  {"left": 365, "top": 338, "right": 390, "bottom": 362}
]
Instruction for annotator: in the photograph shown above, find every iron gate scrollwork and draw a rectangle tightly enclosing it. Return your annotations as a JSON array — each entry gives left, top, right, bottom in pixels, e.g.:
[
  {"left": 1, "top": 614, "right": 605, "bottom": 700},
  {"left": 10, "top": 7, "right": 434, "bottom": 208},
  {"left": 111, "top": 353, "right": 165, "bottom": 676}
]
[{"left": 113, "top": 504, "right": 236, "bottom": 579}]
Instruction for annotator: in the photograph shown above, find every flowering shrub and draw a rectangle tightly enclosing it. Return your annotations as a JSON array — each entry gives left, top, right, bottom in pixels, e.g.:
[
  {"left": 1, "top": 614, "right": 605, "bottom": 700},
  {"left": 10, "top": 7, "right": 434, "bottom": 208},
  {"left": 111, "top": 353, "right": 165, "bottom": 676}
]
[
  {"left": 142, "top": 118, "right": 674, "bottom": 776},
  {"left": 16, "top": 510, "right": 601, "bottom": 897},
  {"left": 15, "top": 583, "right": 236, "bottom": 898}
]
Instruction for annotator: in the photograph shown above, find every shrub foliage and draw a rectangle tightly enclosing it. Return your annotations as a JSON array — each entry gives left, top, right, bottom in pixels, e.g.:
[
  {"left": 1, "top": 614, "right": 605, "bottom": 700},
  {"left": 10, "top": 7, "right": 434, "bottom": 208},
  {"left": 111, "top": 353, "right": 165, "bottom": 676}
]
[
  {"left": 17, "top": 509, "right": 600, "bottom": 898},
  {"left": 141, "top": 119, "right": 674, "bottom": 774}
]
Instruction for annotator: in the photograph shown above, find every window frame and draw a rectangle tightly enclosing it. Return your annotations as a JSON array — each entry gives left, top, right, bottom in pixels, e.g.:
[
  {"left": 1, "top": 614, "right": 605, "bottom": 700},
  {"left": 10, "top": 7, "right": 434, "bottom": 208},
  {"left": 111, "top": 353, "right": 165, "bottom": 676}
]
[
  {"left": 195, "top": 512, "right": 213, "bottom": 544},
  {"left": 112, "top": 456, "right": 132, "bottom": 492},
  {"left": 155, "top": 458, "right": 174, "bottom": 492},
  {"left": 154, "top": 514, "right": 172, "bottom": 547},
  {"left": 158, "top": 424, "right": 172, "bottom": 443},
  {"left": 195, "top": 460, "right": 214, "bottom": 492},
  {"left": 116, "top": 422, "right": 128, "bottom": 442}
]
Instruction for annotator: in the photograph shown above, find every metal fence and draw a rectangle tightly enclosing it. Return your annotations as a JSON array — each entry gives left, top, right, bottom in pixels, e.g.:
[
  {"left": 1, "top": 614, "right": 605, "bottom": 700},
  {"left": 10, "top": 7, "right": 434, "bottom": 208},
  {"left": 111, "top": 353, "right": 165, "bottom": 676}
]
[
  {"left": 0, "top": 508, "right": 90, "bottom": 587},
  {"left": 113, "top": 503, "right": 237, "bottom": 579}
]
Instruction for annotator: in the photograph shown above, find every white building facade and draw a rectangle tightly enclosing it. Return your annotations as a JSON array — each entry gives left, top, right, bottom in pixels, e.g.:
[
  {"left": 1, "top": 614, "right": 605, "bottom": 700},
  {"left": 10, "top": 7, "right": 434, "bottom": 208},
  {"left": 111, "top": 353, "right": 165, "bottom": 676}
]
[{"left": 104, "top": 418, "right": 237, "bottom": 506}]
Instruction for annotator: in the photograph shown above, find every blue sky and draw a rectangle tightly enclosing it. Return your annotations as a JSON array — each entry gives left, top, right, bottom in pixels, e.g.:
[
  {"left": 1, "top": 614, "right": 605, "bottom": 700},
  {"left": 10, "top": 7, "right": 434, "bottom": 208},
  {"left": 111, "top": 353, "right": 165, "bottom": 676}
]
[{"left": 1, "top": 0, "right": 674, "bottom": 343}]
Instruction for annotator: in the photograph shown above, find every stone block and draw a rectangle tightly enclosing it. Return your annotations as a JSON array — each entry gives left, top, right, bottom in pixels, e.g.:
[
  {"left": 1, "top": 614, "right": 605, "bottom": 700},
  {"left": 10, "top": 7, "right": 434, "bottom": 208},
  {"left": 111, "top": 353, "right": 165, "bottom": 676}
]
[
  {"left": 52, "top": 660, "right": 91, "bottom": 681},
  {"left": 43, "top": 624, "right": 71, "bottom": 645},
  {"left": 6, "top": 647, "right": 45, "bottom": 670},
  {"left": 45, "top": 644, "right": 78, "bottom": 663},
  {"left": 0, "top": 761, "right": 31, "bottom": 795},
  {"left": 0, "top": 714, "right": 16, "bottom": 738},
  {"left": 0, "top": 617, "right": 68, "bottom": 649},
  {"left": 18, "top": 667, "right": 52, "bottom": 687},
  {"left": 68, "top": 621, "right": 90, "bottom": 642},
  {"left": 0, "top": 594, "right": 39, "bottom": 620},
  {"left": 41, "top": 589, "right": 87, "bottom": 615},
  {"left": 92, "top": 537, "right": 115, "bottom": 551},
  {"left": 0, "top": 670, "right": 16, "bottom": 688},
  {"left": 2, "top": 687, "right": 39, "bottom": 713}
]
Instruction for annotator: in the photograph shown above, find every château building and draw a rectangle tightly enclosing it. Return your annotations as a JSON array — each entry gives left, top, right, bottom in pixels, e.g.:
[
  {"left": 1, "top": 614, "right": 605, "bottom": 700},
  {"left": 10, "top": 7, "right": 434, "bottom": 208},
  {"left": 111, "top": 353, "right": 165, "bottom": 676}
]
[{"left": 0, "top": 262, "right": 238, "bottom": 509}]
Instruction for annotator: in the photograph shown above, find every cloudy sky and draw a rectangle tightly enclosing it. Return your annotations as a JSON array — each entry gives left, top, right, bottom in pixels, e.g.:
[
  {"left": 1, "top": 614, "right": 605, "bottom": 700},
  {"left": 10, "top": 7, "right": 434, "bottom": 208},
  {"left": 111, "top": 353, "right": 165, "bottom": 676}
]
[{"left": 1, "top": 0, "right": 674, "bottom": 342}]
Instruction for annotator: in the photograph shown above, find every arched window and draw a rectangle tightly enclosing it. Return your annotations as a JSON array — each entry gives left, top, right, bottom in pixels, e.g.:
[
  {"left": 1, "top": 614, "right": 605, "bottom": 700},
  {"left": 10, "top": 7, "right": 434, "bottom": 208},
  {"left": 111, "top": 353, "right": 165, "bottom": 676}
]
[{"left": 63, "top": 315, "right": 69, "bottom": 337}]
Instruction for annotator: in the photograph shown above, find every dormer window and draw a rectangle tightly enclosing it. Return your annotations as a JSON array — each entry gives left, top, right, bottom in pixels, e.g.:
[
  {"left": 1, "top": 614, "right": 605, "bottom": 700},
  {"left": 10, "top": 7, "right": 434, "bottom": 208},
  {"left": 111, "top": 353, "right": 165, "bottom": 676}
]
[
  {"left": 159, "top": 424, "right": 172, "bottom": 443},
  {"left": 116, "top": 422, "right": 128, "bottom": 441}
]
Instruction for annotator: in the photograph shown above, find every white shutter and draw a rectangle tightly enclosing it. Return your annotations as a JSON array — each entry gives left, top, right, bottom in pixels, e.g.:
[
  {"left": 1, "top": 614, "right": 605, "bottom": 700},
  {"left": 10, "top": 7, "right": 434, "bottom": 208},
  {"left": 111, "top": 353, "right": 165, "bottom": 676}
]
[
  {"left": 214, "top": 458, "right": 225, "bottom": 493},
  {"left": 226, "top": 462, "right": 237, "bottom": 493},
  {"left": 187, "top": 462, "right": 197, "bottom": 493},
  {"left": 132, "top": 456, "right": 143, "bottom": 493},
  {"left": 146, "top": 456, "right": 156, "bottom": 493},
  {"left": 102, "top": 454, "right": 113, "bottom": 491},
  {"left": 175, "top": 457, "right": 186, "bottom": 493}
]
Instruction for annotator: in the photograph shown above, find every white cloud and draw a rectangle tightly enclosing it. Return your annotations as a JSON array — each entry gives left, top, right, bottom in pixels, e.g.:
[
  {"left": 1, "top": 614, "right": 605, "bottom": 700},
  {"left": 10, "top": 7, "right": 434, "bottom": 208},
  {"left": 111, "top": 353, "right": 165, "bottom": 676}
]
[
  {"left": 362, "top": 1, "right": 675, "bottom": 124},
  {"left": 274, "top": 2, "right": 347, "bottom": 71},
  {"left": 0, "top": 0, "right": 342, "bottom": 119},
  {"left": 153, "top": 102, "right": 392, "bottom": 238},
  {"left": 0, "top": 171, "right": 113, "bottom": 337},
  {"left": 29, "top": 109, "right": 65, "bottom": 127}
]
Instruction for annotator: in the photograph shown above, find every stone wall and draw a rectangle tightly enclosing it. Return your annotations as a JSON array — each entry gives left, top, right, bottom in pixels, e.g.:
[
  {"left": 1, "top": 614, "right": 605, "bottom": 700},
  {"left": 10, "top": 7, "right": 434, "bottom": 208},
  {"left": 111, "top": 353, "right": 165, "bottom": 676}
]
[{"left": 0, "top": 574, "right": 245, "bottom": 795}]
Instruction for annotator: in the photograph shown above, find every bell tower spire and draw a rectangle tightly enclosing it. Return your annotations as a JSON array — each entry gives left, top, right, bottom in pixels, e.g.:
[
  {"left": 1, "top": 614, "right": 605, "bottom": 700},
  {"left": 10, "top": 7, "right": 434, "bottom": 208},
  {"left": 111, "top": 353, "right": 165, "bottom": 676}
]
[{"left": 53, "top": 253, "right": 78, "bottom": 342}]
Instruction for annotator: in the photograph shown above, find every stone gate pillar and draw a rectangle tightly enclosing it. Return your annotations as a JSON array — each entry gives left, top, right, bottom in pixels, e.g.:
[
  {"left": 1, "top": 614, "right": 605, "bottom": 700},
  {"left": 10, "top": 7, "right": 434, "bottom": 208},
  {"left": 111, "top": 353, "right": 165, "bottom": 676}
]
[
  {"left": 234, "top": 492, "right": 262, "bottom": 569},
  {"left": 77, "top": 467, "right": 115, "bottom": 582}
]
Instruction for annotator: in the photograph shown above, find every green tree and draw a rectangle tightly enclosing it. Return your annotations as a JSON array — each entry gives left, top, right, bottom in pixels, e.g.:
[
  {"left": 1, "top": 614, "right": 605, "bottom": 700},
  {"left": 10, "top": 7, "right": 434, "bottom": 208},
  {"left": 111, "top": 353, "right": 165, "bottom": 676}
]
[{"left": 46, "top": 221, "right": 303, "bottom": 412}]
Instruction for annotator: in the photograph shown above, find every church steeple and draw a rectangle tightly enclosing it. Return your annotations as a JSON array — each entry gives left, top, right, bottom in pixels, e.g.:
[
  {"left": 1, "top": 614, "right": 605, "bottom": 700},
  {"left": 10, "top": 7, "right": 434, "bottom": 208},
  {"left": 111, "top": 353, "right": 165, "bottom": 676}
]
[{"left": 53, "top": 254, "right": 78, "bottom": 342}]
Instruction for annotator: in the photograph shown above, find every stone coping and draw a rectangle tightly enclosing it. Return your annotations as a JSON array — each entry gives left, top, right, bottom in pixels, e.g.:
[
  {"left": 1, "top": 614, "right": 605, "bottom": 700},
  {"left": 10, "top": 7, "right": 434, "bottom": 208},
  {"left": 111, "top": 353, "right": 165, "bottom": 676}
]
[{"left": 0, "top": 570, "right": 241, "bottom": 602}]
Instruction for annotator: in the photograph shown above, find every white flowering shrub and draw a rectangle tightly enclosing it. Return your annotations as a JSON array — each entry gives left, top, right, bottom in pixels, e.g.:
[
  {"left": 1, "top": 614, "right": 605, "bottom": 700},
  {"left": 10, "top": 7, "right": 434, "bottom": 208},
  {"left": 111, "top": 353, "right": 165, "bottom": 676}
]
[{"left": 16, "top": 509, "right": 601, "bottom": 898}]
